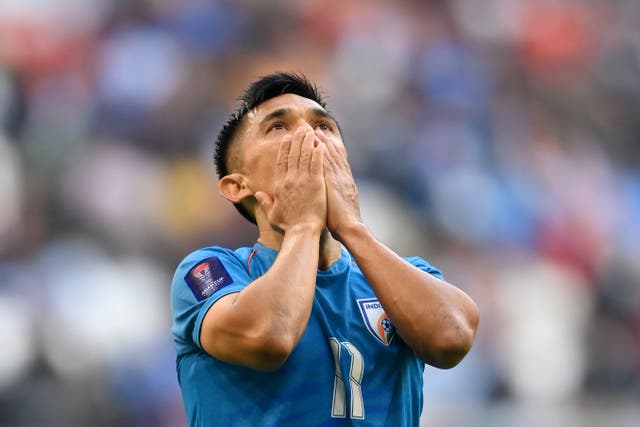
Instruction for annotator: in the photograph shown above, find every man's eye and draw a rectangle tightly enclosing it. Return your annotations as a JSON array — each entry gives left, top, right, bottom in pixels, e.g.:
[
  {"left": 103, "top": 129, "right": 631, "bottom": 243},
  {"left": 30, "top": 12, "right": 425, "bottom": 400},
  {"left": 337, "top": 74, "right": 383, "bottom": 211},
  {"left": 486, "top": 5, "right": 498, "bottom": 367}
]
[
  {"left": 268, "top": 122, "right": 286, "bottom": 132},
  {"left": 315, "top": 122, "right": 331, "bottom": 131}
]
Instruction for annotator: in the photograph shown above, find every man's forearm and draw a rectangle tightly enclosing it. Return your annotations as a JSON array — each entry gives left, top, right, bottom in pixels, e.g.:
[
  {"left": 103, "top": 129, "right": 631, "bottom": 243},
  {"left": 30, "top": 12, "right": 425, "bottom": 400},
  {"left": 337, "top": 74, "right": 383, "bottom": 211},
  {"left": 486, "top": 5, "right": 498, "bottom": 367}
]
[
  {"left": 232, "top": 224, "right": 321, "bottom": 343},
  {"left": 337, "top": 222, "right": 479, "bottom": 368},
  {"left": 201, "top": 225, "right": 321, "bottom": 369}
]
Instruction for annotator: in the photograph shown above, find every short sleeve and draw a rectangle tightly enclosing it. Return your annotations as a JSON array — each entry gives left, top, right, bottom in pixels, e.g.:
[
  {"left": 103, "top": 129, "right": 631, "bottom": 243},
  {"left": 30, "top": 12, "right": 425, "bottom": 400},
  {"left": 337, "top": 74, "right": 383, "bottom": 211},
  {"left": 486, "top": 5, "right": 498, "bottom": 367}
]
[
  {"left": 170, "top": 247, "right": 251, "bottom": 356},
  {"left": 404, "top": 256, "right": 444, "bottom": 280}
]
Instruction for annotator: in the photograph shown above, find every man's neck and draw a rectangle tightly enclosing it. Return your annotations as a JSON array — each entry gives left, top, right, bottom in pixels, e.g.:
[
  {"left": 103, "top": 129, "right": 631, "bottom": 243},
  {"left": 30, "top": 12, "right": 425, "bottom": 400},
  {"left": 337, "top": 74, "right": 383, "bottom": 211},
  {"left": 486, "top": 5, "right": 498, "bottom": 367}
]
[
  {"left": 256, "top": 223, "right": 342, "bottom": 270},
  {"left": 318, "top": 229, "right": 342, "bottom": 270}
]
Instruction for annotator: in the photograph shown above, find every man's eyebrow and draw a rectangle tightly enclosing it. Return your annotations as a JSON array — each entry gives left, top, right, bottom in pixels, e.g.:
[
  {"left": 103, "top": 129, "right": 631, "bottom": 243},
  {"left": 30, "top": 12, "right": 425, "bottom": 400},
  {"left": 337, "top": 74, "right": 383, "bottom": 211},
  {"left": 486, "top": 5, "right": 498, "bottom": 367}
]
[
  {"left": 258, "top": 106, "right": 339, "bottom": 127},
  {"left": 259, "top": 108, "right": 290, "bottom": 126},
  {"left": 310, "top": 108, "right": 338, "bottom": 124}
]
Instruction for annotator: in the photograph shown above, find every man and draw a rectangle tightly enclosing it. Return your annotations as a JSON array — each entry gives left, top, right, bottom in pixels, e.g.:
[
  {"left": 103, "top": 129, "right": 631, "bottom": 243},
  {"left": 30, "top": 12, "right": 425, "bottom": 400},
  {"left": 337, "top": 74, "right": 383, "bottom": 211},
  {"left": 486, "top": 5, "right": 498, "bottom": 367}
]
[{"left": 170, "top": 72, "right": 479, "bottom": 426}]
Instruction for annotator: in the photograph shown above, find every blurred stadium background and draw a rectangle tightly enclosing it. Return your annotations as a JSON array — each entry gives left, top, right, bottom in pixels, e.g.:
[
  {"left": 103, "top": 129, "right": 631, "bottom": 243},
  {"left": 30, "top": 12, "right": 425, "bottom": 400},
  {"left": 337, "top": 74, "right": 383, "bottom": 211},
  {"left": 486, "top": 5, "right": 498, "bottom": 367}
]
[{"left": 0, "top": 0, "right": 639, "bottom": 426}]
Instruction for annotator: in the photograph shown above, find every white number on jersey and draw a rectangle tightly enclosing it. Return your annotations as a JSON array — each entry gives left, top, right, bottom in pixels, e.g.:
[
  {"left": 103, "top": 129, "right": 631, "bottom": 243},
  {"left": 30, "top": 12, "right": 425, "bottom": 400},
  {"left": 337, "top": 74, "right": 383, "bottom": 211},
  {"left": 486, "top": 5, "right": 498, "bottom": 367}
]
[{"left": 329, "top": 338, "right": 365, "bottom": 420}]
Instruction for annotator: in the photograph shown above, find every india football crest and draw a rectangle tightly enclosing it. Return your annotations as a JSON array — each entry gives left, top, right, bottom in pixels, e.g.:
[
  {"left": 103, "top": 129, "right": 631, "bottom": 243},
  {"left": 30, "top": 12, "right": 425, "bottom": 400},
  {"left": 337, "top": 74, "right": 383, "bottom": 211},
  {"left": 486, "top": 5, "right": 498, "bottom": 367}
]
[{"left": 357, "top": 298, "right": 395, "bottom": 346}]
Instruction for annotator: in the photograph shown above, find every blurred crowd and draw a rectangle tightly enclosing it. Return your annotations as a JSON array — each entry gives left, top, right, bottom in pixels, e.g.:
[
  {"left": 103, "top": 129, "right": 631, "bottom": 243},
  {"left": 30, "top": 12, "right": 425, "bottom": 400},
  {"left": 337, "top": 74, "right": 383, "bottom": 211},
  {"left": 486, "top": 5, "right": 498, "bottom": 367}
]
[{"left": 0, "top": 0, "right": 639, "bottom": 425}]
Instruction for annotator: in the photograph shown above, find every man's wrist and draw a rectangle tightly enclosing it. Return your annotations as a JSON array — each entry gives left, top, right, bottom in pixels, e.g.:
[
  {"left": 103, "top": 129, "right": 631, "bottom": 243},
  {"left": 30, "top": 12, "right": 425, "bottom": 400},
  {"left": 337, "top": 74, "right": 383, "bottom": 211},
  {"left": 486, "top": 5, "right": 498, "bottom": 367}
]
[
  {"left": 286, "top": 222, "right": 325, "bottom": 238},
  {"left": 331, "top": 220, "right": 368, "bottom": 245}
]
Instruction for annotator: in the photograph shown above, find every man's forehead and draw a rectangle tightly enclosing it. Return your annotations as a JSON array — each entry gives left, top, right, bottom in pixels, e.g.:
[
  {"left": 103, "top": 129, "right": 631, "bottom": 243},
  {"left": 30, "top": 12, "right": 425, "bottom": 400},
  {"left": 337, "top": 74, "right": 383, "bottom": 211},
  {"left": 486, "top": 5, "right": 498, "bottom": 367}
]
[{"left": 246, "top": 93, "right": 326, "bottom": 121}]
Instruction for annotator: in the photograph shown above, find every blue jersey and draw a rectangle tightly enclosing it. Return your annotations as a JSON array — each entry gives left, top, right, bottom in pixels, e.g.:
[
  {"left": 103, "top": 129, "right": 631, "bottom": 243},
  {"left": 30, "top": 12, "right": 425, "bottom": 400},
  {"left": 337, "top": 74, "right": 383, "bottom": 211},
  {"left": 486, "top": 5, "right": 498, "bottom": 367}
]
[{"left": 170, "top": 242, "right": 443, "bottom": 427}]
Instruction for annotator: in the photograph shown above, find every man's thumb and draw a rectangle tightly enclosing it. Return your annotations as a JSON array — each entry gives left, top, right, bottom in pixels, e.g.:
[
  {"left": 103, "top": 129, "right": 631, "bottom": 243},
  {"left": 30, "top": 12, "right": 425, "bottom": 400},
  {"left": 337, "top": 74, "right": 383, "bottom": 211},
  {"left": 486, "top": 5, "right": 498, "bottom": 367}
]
[{"left": 254, "top": 191, "right": 272, "bottom": 211}]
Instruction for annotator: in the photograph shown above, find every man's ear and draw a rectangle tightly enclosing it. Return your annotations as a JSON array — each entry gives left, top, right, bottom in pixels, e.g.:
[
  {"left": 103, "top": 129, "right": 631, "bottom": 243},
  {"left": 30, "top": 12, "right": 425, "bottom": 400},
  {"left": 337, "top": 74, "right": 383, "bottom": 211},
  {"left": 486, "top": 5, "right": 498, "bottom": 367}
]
[{"left": 219, "top": 173, "right": 254, "bottom": 203}]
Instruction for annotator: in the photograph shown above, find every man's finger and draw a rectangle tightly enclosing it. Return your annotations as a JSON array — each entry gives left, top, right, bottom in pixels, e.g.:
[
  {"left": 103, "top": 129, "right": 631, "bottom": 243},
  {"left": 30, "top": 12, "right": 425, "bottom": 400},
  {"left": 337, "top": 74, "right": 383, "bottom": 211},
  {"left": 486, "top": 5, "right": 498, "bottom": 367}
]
[
  {"left": 254, "top": 191, "right": 273, "bottom": 215},
  {"left": 323, "top": 145, "right": 338, "bottom": 173},
  {"left": 316, "top": 130, "right": 343, "bottom": 166},
  {"left": 299, "top": 131, "right": 315, "bottom": 172},
  {"left": 316, "top": 130, "right": 348, "bottom": 161},
  {"left": 321, "top": 138, "right": 341, "bottom": 171},
  {"left": 310, "top": 143, "right": 326, "bottom": 176},
  {"left": 287, "top": 128, "right": 305, "bottom": 173},
  {"left": 276, "top": 135, "right": 292, "bottom": 177}
]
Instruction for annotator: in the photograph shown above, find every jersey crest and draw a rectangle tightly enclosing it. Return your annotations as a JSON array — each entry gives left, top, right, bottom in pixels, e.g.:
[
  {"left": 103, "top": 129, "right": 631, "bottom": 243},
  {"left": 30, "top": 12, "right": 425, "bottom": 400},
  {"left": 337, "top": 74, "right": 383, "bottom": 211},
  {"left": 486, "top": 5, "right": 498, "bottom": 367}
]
[
  {"left": 357, "top": 298, "right": 395, "bottom": 346},
  {"left": 185, "top": 257, "right": 233, "bottom": 301}
]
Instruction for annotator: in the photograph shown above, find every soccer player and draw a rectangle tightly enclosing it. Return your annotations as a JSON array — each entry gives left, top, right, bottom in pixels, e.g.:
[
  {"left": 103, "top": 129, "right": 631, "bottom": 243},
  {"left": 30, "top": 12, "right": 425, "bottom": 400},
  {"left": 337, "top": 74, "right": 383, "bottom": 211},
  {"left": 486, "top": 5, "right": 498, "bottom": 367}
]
[{"left": 170, "top": 72, "right": 479, "bottom": 426}]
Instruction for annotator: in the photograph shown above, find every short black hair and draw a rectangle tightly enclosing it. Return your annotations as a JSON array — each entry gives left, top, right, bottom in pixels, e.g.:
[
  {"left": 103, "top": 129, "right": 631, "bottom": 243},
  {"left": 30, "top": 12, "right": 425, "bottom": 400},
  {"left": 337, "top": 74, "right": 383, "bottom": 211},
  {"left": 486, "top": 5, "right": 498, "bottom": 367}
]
[{"left": 214, "top": 72, "right": 327, "bottom": 224}]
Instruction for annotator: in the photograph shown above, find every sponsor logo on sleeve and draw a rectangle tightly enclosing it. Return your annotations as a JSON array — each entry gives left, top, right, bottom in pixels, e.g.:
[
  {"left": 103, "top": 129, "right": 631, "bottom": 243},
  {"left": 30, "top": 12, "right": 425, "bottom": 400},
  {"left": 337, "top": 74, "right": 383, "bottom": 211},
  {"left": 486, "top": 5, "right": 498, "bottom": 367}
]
[
  {"left": 185, "top": 257, "right": 233, "bottom": 301},
  {"left": 357, "top": 298, "right": 395, "bottom": 346}
]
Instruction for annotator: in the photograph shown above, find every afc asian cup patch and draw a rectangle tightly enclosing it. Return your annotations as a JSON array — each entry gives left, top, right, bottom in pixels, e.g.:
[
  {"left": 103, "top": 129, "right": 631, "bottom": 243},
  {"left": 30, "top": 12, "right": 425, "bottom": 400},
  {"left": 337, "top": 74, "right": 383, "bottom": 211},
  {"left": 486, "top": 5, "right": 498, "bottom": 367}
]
[
  {"left": 185, "top": 257, "right": 233, "bottom": 301},
  {"left": 357, "top": 298, "right": 395, "bottom": 346}
]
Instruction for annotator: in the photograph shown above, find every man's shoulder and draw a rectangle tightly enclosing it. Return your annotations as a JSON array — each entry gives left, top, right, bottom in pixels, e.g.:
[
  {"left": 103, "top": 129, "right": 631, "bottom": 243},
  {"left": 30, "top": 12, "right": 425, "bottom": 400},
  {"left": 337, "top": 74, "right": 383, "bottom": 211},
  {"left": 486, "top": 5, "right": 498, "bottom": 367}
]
[
  {"left": 172, "top": 244, "right": 254, "bottom": 284},
  {"left": 178, "top": 245, "right": 252, "bottom": 265},
  {"left": 403, "top": 255, "right": 443, "bottom": 279},
  {"left": 170, "top": 244, "right": 254, "bottom": 301}
]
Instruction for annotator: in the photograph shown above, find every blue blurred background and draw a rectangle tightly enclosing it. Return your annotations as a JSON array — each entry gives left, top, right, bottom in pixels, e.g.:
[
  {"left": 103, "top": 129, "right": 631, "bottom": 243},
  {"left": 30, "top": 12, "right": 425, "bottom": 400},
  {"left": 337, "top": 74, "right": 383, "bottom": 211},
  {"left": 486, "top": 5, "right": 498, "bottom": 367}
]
[{"left": 0, "top": 0, "right": 639, "bottom": 426}]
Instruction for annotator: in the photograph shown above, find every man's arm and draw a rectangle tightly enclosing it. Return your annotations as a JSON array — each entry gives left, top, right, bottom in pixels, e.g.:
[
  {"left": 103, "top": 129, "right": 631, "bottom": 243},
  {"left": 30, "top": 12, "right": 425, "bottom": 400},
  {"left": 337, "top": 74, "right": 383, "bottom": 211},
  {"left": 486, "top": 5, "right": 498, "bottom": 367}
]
[
  {"left": 336, "top": 224, "right": 478, "bottom": 368},
  {"left": 201, "top": 129, "right": 327, "bottom": 371},
  {"left": 319, "top": 130, "right": 479, "bottom": 368}
]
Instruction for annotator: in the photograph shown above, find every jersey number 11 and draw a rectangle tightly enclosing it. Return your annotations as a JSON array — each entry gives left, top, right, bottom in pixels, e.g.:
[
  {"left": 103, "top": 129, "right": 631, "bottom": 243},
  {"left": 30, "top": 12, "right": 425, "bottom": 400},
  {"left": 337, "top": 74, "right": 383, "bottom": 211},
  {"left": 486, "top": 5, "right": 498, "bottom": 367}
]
[{"left": 329, "top": 337, "right": 365, "bottom": 420}]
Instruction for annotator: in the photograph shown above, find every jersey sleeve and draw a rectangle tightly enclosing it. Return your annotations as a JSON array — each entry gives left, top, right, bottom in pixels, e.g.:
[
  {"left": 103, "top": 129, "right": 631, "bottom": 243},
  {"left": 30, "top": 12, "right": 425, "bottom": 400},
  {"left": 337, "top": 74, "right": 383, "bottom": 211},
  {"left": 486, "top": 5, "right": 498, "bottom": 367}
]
[
  {"left": 404, "top": 256, "right": 444, "bottom": 280},
  {"left": 170, "top": 247, "right": 251, "bottom": 356}
]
